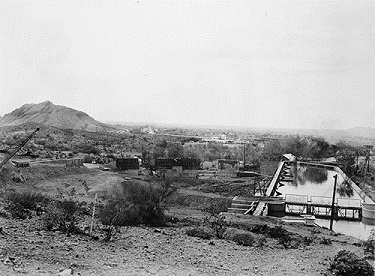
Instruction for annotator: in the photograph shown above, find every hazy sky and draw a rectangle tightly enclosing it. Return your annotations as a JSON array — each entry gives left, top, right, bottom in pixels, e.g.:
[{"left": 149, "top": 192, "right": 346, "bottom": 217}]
[{"left": 1, "top": 0, "right": 374, "bottom": 129}]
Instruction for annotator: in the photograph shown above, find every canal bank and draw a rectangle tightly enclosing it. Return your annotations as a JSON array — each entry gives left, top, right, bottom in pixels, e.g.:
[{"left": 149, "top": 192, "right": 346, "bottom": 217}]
[{"left": 263, "top": 157, "right": 375, "bottom": 240}]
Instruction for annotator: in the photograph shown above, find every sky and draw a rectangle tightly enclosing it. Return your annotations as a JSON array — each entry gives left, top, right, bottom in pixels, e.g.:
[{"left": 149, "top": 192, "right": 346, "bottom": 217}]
[{"left": 0, "top": 0, "right": 374, "bottom": 130}]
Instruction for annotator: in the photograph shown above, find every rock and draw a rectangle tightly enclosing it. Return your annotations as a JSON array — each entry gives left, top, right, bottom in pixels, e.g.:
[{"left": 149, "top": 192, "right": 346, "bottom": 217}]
[
  {"left": 4, "top": 256, "right": 18, "bottom": 265},
  {"left": 13, "top": 267, "right": 23, "bottom": 273},
  {"left": 58, "top": 268, "right": 73, "bottom": 275}
]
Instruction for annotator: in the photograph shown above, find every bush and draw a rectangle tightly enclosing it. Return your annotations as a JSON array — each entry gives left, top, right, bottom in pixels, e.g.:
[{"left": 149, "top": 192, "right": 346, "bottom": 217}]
[
  {"left": 267, "top": 225, "right": 296, "bottom": 249},
  {"left": 98, "top": 180, "right": 176, "bottom": 228},
  {"left": 363, "top": 229, "right": 375, "bottom": 259},
  {"left": 230, "top": 232, "right": 255, "bottom": 246},
  {"left": 203, "top": 214, "right": 229, "bottom": 239},
  {"left": 97, "top": 199, "right": 139, "bottom": 241},
  {"left": 186, "top": 227, "right": 213, "bottom": 240},
  {"left": 250, "top": 224, "right": 270, "bottom": 234},
  {"left": 201, "top": 200, "right": 230, "bottom": 215},
  {"left": 319, "top": 237, "right": 332, "bottom": 245},
  {"left": 330, "top": 250, "right": 374, "bottom": 276},
  {"left": 5, "top": 191, "right": 49, "bottom": 219},
  {"left": 256, "top": 236, "right": 267, "bottom": 247},
  {"left": 303, "top": 236, "right": 315, "bottom": 246},
  {"left": 42, "top": 199, "right": 88, "bottom": 234},
  {"left": 267, "top": 225, "right": 287, "bottom": 238}
]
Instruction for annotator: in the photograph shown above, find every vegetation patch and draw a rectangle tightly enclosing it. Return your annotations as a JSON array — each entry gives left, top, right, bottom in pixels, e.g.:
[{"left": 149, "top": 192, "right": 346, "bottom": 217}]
[
  {"left": 319, "top": 237, "right": 332, "bottom": 245},
  {"left": 363, "top": 229, "right": 375, "bottom": 259},
  {"left": 98, "top": 179, "right": 176, "bottom": 230},
  {"left": 229, "top": 222, "right": 300, "bottom": 249},
  {"left": 42, "top": 198, "right": 88, "bottom": 234},
  {"left": 5, "top": 191, "right": 50, "bottom": 219},
  {"left": 186, "top": 227, "right": 213, "bottom": 240},
  {"left": 203, "top": 213, "right": 229, "bottom": 239},
  {"left": 329, "top": 250, "right": 374, "bottom": 276},
  {"left": 230, "top": 232, "right": 255, "bottom": 246}
]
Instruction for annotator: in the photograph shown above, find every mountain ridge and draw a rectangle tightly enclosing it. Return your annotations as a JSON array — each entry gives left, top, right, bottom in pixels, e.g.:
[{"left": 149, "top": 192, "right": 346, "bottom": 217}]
[{"left": 0, "top": 101, "right": 114, "bottom": 132}]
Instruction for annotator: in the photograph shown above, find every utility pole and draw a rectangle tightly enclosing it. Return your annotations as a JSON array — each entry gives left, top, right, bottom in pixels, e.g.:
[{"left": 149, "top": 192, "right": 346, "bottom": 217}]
[
  {"left": 243, "top": 143, "right": 246, "bottom": 170},
  {"left": 330, "top": 174, "right": 338, "bottom": 231},
  {"left": 365, "top": 145, "right": 372, "bottom": 175}
]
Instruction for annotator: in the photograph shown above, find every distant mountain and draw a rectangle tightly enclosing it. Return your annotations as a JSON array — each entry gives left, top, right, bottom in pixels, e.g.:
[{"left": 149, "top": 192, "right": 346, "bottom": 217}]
[
  {"left": 0, "top": 101, "right": 114, "bottom": 132},
  {"left": 343, "top": 126, "right": 375, "bottom": 138}
]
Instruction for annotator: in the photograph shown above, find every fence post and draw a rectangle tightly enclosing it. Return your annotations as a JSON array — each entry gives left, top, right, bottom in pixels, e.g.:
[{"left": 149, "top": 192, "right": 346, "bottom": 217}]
[{"left": 90, "top": 193, "right": 98, "bottom": 238}]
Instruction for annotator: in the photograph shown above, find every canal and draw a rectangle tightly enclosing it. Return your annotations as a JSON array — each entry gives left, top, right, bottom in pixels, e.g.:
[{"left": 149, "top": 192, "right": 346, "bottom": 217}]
[{"left": 277, "top": 163, "right": 375, "bottom": 240}]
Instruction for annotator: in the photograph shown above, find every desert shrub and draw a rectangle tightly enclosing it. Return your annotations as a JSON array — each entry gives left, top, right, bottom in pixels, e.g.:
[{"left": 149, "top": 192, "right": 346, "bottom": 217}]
[
  {"left": 42, "top": 199, "right": 88, "bottom": 234},
  {"left": 97, "top": 199, "right": 142, "bottom": 241},
  {"left": 97, "top": 200, "right": 127, "bottom": 241},
  {"left": 278, "top": 232, "right": 294, "bottom": 248},
  {"left": 250, "top": 224, "right": 270, "bottom": 234},
  {"left": 5, "top": 191, "right": 50, "bottom": 219},
  {"left": 122, "top": 180, "right": 175, "bottom": 226},
  {"left": 330, "top": 250, "right": 374, "bottom": 276},
  {"left": 99, "top": 180, "right": 175, "bottom": 227},
  {"left": 310, "top": 228, "right": 321, "bottom": 235},
  {"left": 319, "top": 237, "right": 332, "bottom": 245},
  {"left": 268, "top": 225, "right": 296, "bottom": 249},
  {"left": 230, "top": 223, "right": 297, "bottom": 248},
  {"left": 363, "top": 229, "right": 375, "bottom": 259},
  {"left": 256, "top": 236, "right": 267, "bottom": 247},
  {"left": 303, "top": 235, "right": 315, "bottom": 246},
  {"left": 230, "top": 232, "right": 255, "bottom": 246},
  {"left": 201, "top": 200, "right": 230, "bottom": 215},
  {"left": 267, "top": 225, "right": 287, "bottom": 238},
  {"left": 204, "top": 213, "right": 229, "bottom": 239},
  {"left": 186, "top": 227, "right": 213, "bottom": 240}
]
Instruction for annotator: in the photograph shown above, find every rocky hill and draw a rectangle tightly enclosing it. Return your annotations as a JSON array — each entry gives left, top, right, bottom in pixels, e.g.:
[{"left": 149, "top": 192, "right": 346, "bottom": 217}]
[{"left": 0, "top": 101, "right": 114, "bottom": 132}]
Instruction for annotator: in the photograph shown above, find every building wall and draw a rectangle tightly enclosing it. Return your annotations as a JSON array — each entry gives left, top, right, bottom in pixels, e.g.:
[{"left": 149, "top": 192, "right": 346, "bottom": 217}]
[
  {"left": 30, "top": 158, "right": 83, "bottom": 167},
  {"left": 116, "top": 158, "right": 140, "bottom": 170}
]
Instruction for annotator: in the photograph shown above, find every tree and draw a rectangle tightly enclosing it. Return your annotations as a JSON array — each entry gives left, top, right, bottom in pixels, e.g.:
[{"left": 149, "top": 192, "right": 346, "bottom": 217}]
[
  {"left": 165, "top": 143, "right": 183, "bottom": 159},
  {"left": 307, "top": 137, "right": 330, "bottom": 159},
  {"left": 262, "top": 139, "right": 283, "bottom": 161},
  {"left": 280, "top": 135, "right": 309, "bottom": 157},
  {"left": 335, "top": 142, "right": 358, "bottom": 176}
]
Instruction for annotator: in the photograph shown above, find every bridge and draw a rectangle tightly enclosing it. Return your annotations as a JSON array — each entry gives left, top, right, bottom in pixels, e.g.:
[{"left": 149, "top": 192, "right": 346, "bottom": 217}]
[{"left": 284, "top": 194, "right": 362, "bottom": 220}]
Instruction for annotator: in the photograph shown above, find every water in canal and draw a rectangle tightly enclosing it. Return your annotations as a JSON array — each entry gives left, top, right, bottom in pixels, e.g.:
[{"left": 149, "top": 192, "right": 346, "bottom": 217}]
[{"left": 277, "top": 163, "right": 375, "bottom": 240}]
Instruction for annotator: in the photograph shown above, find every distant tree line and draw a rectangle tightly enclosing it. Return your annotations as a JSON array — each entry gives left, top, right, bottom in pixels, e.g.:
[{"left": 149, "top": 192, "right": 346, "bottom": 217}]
[{"left": 150, "top": 135, "right": 368, "bottom": 177}]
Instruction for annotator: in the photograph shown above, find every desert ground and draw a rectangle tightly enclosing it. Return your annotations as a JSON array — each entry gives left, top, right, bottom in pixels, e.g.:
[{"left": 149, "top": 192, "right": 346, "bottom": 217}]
[{"left": 0, "top": 164, "right": 373, "bottom": 275}]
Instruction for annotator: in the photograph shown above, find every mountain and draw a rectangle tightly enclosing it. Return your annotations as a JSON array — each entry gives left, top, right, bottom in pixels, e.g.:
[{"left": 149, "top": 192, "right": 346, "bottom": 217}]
[
  {"left": 343, "top": 126, "right": 375, "bottom": 138},
  {"left": 0, "top": 101, "right": 114, "bottom": 132}
]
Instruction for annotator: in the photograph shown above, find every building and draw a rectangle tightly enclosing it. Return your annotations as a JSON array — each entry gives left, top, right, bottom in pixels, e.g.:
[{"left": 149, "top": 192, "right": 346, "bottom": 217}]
[
  {"left": 155, "top": 158, "right": 201, "bottom": 170},
  {"left": 116, "top": 158, "right": 140, "bottom": 170}
]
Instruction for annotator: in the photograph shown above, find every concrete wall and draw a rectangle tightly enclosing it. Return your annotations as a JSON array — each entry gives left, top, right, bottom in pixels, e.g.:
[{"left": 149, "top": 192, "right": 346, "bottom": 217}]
[
  {"left": 217, "top": 168, "right": 237, "bottom": 179},
  {"left": 260, "top": 161, "right": 279, "bottom": 177},
  {"left": 182, "top": 170, "right": 199, "bottom": 178},
  {"left": 31, "top": 158, "right": 83, "bottom": 167},
  {"left": 334, "top": 166, "right": 374, "bottom": 204}
]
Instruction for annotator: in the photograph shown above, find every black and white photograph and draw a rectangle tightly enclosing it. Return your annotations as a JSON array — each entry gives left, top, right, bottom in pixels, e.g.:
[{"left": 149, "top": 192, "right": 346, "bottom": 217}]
[{"left": 0, "top": 1, "right": 374, "bottom": 275}]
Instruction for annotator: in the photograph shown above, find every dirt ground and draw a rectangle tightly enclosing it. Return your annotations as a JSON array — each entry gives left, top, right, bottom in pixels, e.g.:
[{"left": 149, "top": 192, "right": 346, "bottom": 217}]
[
  {"left": 0, "top": 165, "right": 374, "bottom": 275},
  {"left": 0, "top": 209, "right": 370, "bottom": 276}
]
